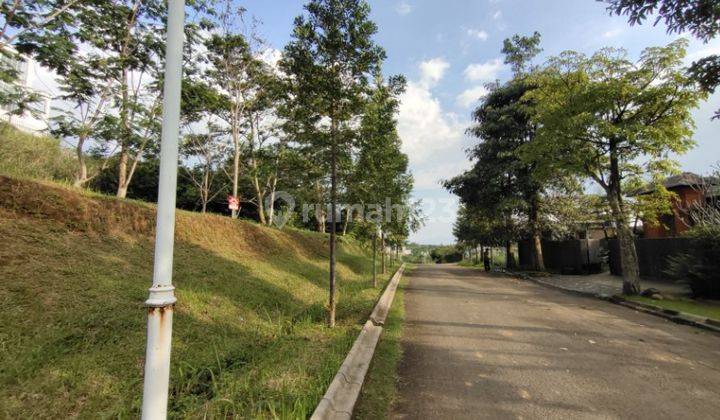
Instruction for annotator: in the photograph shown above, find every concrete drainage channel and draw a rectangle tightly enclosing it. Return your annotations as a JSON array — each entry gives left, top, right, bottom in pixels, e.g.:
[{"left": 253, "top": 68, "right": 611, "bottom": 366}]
[{"left": 311, "top": 264, "right": 406, "bottom": 420}]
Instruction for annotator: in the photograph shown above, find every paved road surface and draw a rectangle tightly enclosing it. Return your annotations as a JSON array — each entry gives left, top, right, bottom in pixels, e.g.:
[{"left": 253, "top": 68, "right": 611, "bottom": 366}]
[{"left": 391, "top": 264, "right": 720, "bottom": 419}]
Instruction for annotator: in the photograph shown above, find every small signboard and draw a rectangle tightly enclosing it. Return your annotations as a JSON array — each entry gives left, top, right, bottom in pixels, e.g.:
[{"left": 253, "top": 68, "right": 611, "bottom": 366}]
[{"left": 228, "top": 195, "right": 240, "bottom": 211}]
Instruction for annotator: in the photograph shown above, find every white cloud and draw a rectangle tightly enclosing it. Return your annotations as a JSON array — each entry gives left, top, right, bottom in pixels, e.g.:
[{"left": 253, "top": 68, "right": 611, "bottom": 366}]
[
  {"left": 492, "top": 10, "right": 502, "bottom": 20},
  {"left": 602, "top": 28, "right": 623, "bottom": 38},
  {"left": 466, "top": 28, "right": 489, "bottom": 41},
  {"left": 397, "top": 81, "right": 464, "bottom": 164},
  {"left": 456, "top": 85, "right": 490, "bottom": 108},
  {"left": 397, "top": 62, "right": 473, "bottom": 244},
  {"left": 396, "top": 1, "right": 412, "bottom": 15},
  {"left": 687, "top": 40, "right": 720, "bottom": 62},
  {"left": 463, "top": 58, "right": 503, "bottom": 82},
  {"left": 258, "top": 47, "right": 283, "bottom": 73},
  {"left": 414, "top": 162, "right": 471, "bottom": 189},
  {"left": 419, "top": 57, "right": 450, "bottom": 88}
]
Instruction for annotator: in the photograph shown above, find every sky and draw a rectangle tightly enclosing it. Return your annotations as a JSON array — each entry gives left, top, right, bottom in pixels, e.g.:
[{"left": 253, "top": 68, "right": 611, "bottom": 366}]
[
  {"left": 243, "top": 0, "right": 719, "bottom": 245},
  {"left": 27, "top": 0, "right": 720, "bottom": 244}
]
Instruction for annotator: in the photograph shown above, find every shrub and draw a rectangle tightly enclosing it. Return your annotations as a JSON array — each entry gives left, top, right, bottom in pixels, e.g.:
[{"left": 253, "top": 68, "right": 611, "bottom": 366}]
[
  {"left": 666, "top": 224, "right": 720, "bottom": 298},
  {"left": 430, "top": 246, "right": 463, "bottom": 263},
  {"left": 0, "top": 122, "right": 75, "bottom": 182}
]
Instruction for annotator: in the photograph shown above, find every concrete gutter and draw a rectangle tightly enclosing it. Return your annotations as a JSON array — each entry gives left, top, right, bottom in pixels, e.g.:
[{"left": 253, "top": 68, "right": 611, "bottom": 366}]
[
  {"left": 311, "top": 264, "right": 406, "bottom": 420},
  {"left": 370, "top": 264, "right": 405, "bottom": 326},
  {"left": 506, "top": 270, "right": 720, "bottom": 334}
]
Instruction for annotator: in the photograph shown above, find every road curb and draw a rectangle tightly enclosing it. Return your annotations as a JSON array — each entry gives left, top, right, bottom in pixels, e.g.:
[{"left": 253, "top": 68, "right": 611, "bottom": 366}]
[
  {"left": 506, "top": 270, "right": 720, "bottom": 335},
  {"left": 311, "top": 263, "right": 406, "bottom": 420}
]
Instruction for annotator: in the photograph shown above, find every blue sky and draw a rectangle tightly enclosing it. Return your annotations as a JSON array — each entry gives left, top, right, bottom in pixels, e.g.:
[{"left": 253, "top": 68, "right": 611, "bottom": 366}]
[{"left": 241, "top": 0, "right": 720, "bottom": 244}]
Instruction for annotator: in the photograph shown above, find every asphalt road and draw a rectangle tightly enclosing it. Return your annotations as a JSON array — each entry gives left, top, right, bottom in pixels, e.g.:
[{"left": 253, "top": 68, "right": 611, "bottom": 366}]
[{"left": 391, "top": 264, "right": 720, "bottom": 419}]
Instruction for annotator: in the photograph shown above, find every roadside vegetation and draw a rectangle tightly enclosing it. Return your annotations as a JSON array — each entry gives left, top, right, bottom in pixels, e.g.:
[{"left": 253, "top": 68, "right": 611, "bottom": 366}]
[
  {"left": 1, "top": 0, "right": 421, "bottom": 331},
  {"left": 0, "top": 122, "right": 74, "bottom": 182},
  {"left": 445, "top": 1, "right": 720, "bottom": 298},
  {"left": 624, "top": 296, "right": 720, "bottom": 321},
  {"left": 0, "top": 176, "right": 400, "bottom": 418},
  {"left": 353, "top": 273, "right": 407, "bottom": 418}
]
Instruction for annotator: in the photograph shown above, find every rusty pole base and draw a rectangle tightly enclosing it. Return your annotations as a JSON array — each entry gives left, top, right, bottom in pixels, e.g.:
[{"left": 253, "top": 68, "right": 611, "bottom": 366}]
[{"left": 141, "top": 285, "right": 177, "bottom": 420}]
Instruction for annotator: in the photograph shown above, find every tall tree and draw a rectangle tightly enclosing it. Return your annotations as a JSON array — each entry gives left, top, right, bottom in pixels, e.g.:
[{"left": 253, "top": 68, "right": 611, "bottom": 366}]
[
  {"left": 522, "top": 40, "right": 705, "bottom": 294},
  {"left": 180, "top": 80, "right": 229, "bottom": 213},
  {"left": 204, "top": 1, "right": 263, "bottom": 218},
  {"left": 15, "top": 0, "right": 171, "bottom": 196},
  {"left": 281, "top": 0, "right": 385, "bottom": 327},
  {"left": 49, "top": 58, "right": 114, "bottom": 188},
  {"left": 243, "top": 61, "right": 284, "bottom": 226},
  {"left": 447, "top": 32, "right": 550, "bottom": 271},
  {"left": 353, "top": 73, "right": 415, "bottom": 276},
  {"left": 602, "top": 0, "right": 720, "bottom": 118},
  {"left": 0, "top": 0, "right": 74, "bottom": 115}
]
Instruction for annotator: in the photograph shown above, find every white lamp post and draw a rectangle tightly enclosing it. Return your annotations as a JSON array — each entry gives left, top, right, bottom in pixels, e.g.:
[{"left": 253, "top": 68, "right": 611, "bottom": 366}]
[{"left": 141, "top": 0, "right": 185, "bottom": 418}]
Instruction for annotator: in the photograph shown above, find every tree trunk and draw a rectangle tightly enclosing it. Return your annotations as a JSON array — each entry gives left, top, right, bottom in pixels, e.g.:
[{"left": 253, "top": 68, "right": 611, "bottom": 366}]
[
  {"left": 328, "top": 115, "right": 338, "bottom": 328},
  {"left": 200, "top": 167, "right": 209, "bottom": 214},
  {"left": 381, "top": 231, "right": 386, "bottom": 274},
  {"left": 316, "top": 206, "right": 325, "bottom": 233},
  {"left": 608, "top": 140, "right": 641, "bottom": 295},
  {"left": 529, "top": 194, "right": 545, "bottom": 271},
  {"left": 341, "top": 207, "right": 351, "bottom": 235},
  {"left": 74, "top": 136, "right": 88, "bottom": 188},
  {"left": 267, "top": 177, "right": 277, "bottom": 226},
  {"left": 256, "top": 189, "right": 266, "bottom": 225},
  {"left": 372, "top": 231, "right": 377, "bottom": 288},
  {"left": 117, "top": 66, "right": 131, "bottom": 199},
  {"left": 314, "top": 182, "right": 325, "bottom": 232},
  {"left": 231, "top": 145, "right": 240, "bottom": 219},
  {"left": 608, "top": 194, "right": 641, "bottom": 294},
  {"left": 505, "top": 241, "right": 516, "bottom": 270}
]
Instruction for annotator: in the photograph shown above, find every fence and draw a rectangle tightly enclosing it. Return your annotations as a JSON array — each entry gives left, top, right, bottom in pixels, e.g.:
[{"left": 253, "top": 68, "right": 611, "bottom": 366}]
[
  {"left": 608, "top": 238, "right": 695, "bottom": 280},
  {"left": 518, "top": 239, "right": 605, "bottom": 274}
]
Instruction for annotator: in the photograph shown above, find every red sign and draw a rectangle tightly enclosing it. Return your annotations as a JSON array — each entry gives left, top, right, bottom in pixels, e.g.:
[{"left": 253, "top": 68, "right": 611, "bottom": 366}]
[{"left": 228, "top": 195, "right": 240, "bottom": 211}]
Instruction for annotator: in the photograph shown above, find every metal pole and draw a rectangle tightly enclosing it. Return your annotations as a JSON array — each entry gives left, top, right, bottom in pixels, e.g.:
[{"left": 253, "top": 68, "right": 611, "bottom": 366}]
[{"left": 141, "top": 1, "right": 184, "bottom": 418}]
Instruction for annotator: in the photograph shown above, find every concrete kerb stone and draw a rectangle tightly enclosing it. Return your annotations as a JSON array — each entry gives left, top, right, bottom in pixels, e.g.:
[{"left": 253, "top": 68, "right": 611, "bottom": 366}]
[
  {"left": 505, "top": 270, "right": 720, "bottom": 335},
  {"left": 370, "top": 264, "right": 405, "bottom": 326},
  {"left": 311, "top": 263, "right": 406, "bottom": 420}
]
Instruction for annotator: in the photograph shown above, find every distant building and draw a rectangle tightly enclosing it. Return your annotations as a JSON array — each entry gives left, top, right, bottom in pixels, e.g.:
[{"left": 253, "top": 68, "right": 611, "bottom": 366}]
[
  {"left": 0, "top": 48, "right": 52, "bottom": 133},
  {"left": 635, "top": 172, "right": 719, "bottom": 238}
]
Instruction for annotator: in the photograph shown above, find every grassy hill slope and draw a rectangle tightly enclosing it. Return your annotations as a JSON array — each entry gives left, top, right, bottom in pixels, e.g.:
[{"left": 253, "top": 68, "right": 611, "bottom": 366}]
[{"left": 0, "top": 176, "right": 395, "bottom": 418}]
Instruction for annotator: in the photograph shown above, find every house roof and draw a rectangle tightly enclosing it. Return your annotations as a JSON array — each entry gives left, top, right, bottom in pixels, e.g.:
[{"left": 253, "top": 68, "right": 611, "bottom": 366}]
[{"left": 632, "top": 172, "right": 718, "bottom": 196}]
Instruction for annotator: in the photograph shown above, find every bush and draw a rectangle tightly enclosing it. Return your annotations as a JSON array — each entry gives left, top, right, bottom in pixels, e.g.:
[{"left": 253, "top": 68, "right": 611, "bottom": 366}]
[
  {"left": 0, "top": 122, "right": 75, "bottom": 182},
  {"left": 430, "top": 246, "right": 463, "bottom": 263},
  {"left": 666, "top": 224, "right": 720, "bottom": 298}
]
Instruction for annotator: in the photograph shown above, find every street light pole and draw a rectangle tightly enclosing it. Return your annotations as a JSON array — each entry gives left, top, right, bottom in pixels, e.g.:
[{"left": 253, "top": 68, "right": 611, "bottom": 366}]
[{"left": 141, "top": 0, "right": 185, "bottom": 418}]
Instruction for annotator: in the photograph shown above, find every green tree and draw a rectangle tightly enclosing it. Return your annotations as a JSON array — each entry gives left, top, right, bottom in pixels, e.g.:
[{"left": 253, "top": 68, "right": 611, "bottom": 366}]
[
  {"left": 180, "top": 79, "right": 229, "bottom": 213},
  {"left": 203, "top": 1, "right": 264, "bottom": 218},
  {"left": 522, "top": 40, "right": 705, "bottom": 294},
  {"left": 446, "top": 32, "right": 551, "bottom": 271},
  {"left": 353, "top": 74, "right": 414, "bottom": 265},
  {"left": 0, "top": 0, "right": 74, "bottom": 115},
  {"left": 242, "top": 61, "right": 284, "bottom": 226},
  {"left": 281, "top": 0, "right": 385, "bottom": 327},
  {"left": 602, "top": 0, "right": 720, "bottom": 118}
]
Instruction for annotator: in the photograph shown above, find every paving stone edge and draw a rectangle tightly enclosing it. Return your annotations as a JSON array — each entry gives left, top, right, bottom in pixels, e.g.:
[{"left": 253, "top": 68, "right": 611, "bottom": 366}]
[{"left": 503, "top": 269, "right": 720, "bottom": 335}]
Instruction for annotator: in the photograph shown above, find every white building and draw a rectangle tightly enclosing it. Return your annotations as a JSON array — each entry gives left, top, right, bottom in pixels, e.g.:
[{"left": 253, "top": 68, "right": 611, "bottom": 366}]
[{"left": 0, "top": 48, "right": 52, "bottom": 133}]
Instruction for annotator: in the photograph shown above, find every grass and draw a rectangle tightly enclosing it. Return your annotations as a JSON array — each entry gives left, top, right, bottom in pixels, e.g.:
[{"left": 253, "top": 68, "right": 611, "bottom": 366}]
[
  {"left": 0, "top": 176, "right": 399, "bottom": 418},
  {"left": 457, "top": 247, "right": 508, "bottom": 269},
  {"left": 0, "top": 122, "right": 75, "bottom": 182},
  {"left": 353, "top": 267, "right": 408, "bottom": 419},
  {"left": 624, "top": 296, "right": 720, "bottom": 321}
]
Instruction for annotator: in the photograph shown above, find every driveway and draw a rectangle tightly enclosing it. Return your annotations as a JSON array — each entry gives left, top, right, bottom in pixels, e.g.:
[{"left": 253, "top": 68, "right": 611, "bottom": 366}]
[{"left": 391, "top": 264, "right": 720, "bottom": 419}]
